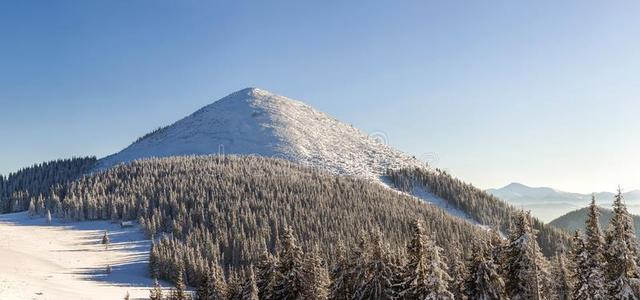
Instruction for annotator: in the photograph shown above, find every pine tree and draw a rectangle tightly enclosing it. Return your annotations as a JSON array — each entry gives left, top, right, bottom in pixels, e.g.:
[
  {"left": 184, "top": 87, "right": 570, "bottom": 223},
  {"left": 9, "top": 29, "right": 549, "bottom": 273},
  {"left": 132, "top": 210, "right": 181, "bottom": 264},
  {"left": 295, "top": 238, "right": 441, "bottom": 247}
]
[
  {"left": 196, "top": 264, "right": 215, "bottom": 300},
  {"left": 550, "top": 249, "right": 573, "bottom": 300},
  {"left": 36, "top": 194, "right": 45, "bottom": 216},
  {"left": 579, "top": 195, "right": 606, "bottom": 299},
  {"left": 241, "top": 267, "right": 259, "bottom": 300},
  {"left": 28, "top": 199, "right": 36, "bottom": 217},
  {"left": 226, "top": 272, "right": 243, "bottom": 300},
  {"left": 353, "top": 231, "right": 399, "bottom": 300},
  {"left": 489, "top": 228, "right": 506, "bottom": 275},
  {"left": 102, "top": 230, "right": 110, "bottom": 250},
  {"left": 272, "top": 226, "right": 305, "bottom": 299},
  {"left": 571, "top": 230, "right": 591, "bottom": 300},
  {"left": 171, "top": 264, "right": 188, "bottom": 300},
  {"left": 465, "top": 241, "right": 507, "bottom": 300},
  {"left": 46, "top": 209, "right": 52, "bottom": 224},
  {"left": 256, "top": 249, "right": 278, "bottom": 300},
  {"left": 605, "top": 188, "right": 640, "bottom": 299},
  {"left": 210, "top": 261, "right": 228, "bottom": 300},
  {"left": 400, "top": 220, "right": 453, "bottom": 299},
  {"left": 301, "top": 247, "right": 330, "bottom": 300},
  {"left": 423, "top": 233, "right": 454, "bottom": 299},
  {"left": 449, "top": 243, "right": 468, "bottom": 300},
  {"left": 149, "top": 278, "right": 163, "bottom": 300},
  {"left": 329, "top": 241, "right": 353, "bottom": 300},
  {"left": 504, "top": 211, "right": 550, "bottom": 300},
  {"left": 150, "top": 240, "right": 160, "bottom": 279}
]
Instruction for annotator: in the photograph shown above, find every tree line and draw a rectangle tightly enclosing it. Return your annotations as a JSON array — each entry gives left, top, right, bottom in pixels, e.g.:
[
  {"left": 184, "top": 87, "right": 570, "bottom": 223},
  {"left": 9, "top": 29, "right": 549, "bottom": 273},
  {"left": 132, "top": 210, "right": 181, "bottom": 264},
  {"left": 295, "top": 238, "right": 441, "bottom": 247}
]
[{"left": 0, "top": 156, "right": 96, "bottom": 213}]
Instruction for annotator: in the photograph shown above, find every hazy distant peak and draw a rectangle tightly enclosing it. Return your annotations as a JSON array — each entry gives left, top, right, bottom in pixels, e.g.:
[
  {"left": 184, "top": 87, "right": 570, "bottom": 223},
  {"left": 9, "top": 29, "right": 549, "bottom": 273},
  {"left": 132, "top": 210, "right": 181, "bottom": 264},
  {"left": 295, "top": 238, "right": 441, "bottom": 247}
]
[
  {"left": 487, "top": 182, "right": 640, "bottom": 222},
  {"left": 489, "top": 182, "right": 561, "bottom": 198}
]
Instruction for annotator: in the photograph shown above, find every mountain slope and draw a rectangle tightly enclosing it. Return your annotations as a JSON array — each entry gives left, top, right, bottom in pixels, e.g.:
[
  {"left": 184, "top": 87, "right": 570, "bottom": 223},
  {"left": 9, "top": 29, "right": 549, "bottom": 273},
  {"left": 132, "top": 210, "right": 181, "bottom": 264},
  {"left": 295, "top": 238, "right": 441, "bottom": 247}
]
[
  {"left": 96, "top": 88, "right": 421, "bottom": 181},
  {"left": 487, "top": 182, "right": 640, "bottom": 222},
  {"left": 386, "top": 167, "right": 569, "bottom": 256},
  {"left": 94, "top": 88, "right": 571, "bottom": 251},
  {"left": 549, "top": 206, "right": 640, "bottom": 237},
  {"left": 53, "top": 155, "right": 491, "bottom": 283}
]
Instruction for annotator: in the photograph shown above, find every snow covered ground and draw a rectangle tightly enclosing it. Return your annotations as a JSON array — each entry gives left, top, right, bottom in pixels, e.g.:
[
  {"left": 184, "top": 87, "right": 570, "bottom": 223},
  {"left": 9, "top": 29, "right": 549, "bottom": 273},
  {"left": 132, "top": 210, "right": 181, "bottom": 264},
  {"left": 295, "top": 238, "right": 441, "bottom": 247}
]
[
  {"left": 0, "top": 212, "right": 163, "bottom": 300},
  {"left": 379, "top": 176, "right": 487, "bottom": 229}
]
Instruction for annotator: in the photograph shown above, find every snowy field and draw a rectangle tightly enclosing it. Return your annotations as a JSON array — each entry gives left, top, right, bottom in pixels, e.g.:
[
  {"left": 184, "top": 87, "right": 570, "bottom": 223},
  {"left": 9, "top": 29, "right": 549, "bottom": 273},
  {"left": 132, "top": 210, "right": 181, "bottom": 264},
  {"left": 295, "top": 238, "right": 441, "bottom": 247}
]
[{"left": 0, "top": 212, "right": 160, "bottom": 300}]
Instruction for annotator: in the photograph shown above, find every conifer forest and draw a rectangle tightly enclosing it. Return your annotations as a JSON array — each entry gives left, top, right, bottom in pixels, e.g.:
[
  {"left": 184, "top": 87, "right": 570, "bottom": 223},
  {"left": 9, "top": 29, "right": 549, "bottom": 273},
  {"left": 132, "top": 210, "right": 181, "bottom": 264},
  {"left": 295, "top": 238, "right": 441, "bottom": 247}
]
[{"left": 2, "top": 155, "right": 639, "bottom": 299}]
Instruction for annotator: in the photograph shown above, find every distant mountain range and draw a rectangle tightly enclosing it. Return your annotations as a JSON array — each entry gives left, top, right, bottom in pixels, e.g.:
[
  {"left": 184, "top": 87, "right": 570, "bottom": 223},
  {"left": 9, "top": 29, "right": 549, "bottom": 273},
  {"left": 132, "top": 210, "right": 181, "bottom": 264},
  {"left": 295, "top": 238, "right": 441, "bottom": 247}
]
[
  {"left": 549, "top": 206, "right": 640, "bottom": 237},
  {"left": 487, "top": 182, "right": 640, "bottom": 222}
]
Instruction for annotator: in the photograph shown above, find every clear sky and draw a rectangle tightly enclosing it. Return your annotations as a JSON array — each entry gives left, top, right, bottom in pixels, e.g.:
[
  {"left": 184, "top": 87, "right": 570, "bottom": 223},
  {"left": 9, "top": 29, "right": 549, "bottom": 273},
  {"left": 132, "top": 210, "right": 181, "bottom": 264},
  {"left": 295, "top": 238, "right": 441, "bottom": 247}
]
[{"left": 1, "top": 1, "right": 639, "bottom": 193}]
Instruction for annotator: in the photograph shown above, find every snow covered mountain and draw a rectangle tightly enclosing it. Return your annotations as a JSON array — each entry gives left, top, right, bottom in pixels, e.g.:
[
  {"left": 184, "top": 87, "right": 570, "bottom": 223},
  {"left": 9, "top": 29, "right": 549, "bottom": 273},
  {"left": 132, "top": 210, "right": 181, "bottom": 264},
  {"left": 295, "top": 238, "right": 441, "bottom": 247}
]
[
  {"left": 487, "top": 182, "right": 640, "bottom": 222},
  {"left": 96, "top": 88, "right": 423, "bottom": 181}
]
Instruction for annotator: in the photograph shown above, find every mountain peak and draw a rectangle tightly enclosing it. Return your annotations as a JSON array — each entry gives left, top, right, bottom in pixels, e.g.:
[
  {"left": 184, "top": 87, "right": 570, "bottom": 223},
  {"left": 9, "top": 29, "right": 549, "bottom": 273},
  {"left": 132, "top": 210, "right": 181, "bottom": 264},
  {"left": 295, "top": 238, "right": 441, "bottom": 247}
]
[
  {"left": 207, "top": 88, "right": 307, "bottom": 115},
  {"left": 503, "top": 182, "right": 528, "bottom": 189},
  {"left": 96, "top": 89, "right": 423, "bottom": 179},
  {"left": 228, "top": 87, "right": 273, "bottom": 98}
]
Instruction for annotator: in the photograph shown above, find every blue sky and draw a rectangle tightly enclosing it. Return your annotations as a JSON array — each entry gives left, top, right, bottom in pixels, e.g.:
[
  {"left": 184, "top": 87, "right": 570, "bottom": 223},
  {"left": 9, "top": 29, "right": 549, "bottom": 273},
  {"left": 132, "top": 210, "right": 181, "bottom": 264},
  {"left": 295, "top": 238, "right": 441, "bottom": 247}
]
[{"left": 1, "top": 1, "right": 638, "bottom": 193}]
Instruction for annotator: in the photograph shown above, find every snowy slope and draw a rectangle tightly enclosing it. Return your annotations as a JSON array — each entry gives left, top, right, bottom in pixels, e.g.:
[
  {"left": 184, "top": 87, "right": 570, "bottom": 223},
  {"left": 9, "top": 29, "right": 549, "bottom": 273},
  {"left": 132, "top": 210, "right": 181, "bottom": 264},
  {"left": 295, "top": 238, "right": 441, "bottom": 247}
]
[
  {"left": 0, "top": 212, "right": 167, "bottom": 300},
  {"left": 97, "top": 88, "right": 423, "bottom": 181}
]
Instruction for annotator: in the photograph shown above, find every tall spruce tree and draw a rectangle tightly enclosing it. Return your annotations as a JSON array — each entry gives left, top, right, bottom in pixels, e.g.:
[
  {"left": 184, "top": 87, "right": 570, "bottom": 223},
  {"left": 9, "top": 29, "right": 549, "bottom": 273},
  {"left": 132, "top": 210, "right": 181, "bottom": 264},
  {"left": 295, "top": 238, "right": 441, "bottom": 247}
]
[
  {"left": 399, "top": 220, "right": 432, "bottom": 298},
  {"left": 149, "top": 240, "right": 160, "bottom": 279},
  {"left": 504, "top": 211, "right": 550, "bottom": 300},
  {"left": 301, "top": 246, "right": 330, "bottom": 300},
  {"left": 226, "top": 272, "right": 243, "bottom": 300},
  {"left": 149, "top": 278, "right": 163, "bottom": 300},
  {"left": 272, "top": 226, "right": 306, "bottom": 299},
  {"left": 171, "top": 263, "right": 189, "bottom": 300},
  {"left": 423, "top": 235, "right": 454, "bottom": 299},
  {"left": 196, "top": 265, "right": 216, "bottom": 300},
  {"left": 605, "top": 188, "right": 640, "bottom": 299},
  {"left": 550, "top": 249, "right": 573, "bottom": 300},
  {"left": 465, "top": 241, "right": 507, "bottom": 300},
  {"left": 28, "top": 199, "right": 36, "bottom": 217},
  {"left": 449, "top": 242, "right": 468, "bottom": 300},
  {"left": 241, "top": 267, "right": 260, "bottom": 300},
  {"left": 400, "top": 220, "right": 453, "bottom": 299},
  {"left": 581, "top": 195, "right": 606, "bottom": 299},
  {"left": 353, "top": 231, "right": 399, "bottom": 300},
  {"left": 329, "top": 241, "right": 353, "bottom": 300},
  {"left": 256, "top": 249, "right": 278, "bottom": 300},
  {"left": 209, "top": 261, "right": 228, "bottom": 300},
  {"left": 571, "top": 230, "right": 592, "bottom": 300},
  {"left": 489, "top": 228, "right": 506, "bottom": 275}
]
